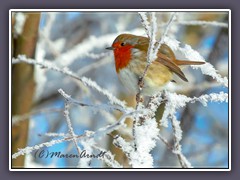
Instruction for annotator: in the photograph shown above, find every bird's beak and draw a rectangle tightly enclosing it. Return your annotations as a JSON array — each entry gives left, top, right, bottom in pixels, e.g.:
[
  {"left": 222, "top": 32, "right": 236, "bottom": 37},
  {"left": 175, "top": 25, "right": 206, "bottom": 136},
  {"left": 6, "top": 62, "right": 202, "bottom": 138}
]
[{"left": 106, "top": 47, "right": 114, "bottom": 50}]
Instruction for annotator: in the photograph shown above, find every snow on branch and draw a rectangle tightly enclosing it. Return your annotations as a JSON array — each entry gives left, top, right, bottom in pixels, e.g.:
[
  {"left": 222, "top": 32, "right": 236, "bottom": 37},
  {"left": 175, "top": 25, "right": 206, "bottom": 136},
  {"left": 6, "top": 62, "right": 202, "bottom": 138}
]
[
  {"left": 113, "top": 118, "right": 159, "bottom": 168},
  {"left": 155, "top": 92, "right": 189, "bottom": 165},
  {"left": 12, "top": 55, "right": 126, "bottom": 107},
  {"left": 63, "top": 101, "right": 82, "bottom": 156},
  {"left": 191, "top": 91, "right": 228, "bottom": 106},
  {"left": 40, "top": 132, "right": 67, "bottom": 138},
  {"left": 170, "top": 115, "right": 183, "bottom": 153},
  {"left": 12, "top": 138, "right": 68, "bottom": 159},
  {"left": 112, "top": 93, "right": 163, "bottom": 167},
  {"left": 163, "top": 36, "right": 228, "bottom": 87},
  {"left": 138, "top": 12, "right": 150, "bottom": 37},
  {"left": 158, "top": 90, "right": 227, "bottom": 168},
  {"left": 170, "top": 115, "right": 192, "bottom": 168},
  {"left": 161, "top": 91, "right": 228, "bottom": 127},
  {"left": 146, "top": 12, "right": 157, "bottom": 63},
  {"left": 113, "top": 119, "right": 160, "bottom": 167}
]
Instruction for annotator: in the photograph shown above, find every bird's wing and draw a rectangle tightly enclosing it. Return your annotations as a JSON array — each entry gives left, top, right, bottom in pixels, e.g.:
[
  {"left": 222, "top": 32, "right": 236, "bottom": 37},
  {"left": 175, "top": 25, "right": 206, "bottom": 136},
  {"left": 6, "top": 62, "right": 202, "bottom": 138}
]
[
  {"left": 158, "top": 44, "right": 176, "bottom": 60},
  {"left": 156, "top": 53, "right": 188, "bottom": 82}
]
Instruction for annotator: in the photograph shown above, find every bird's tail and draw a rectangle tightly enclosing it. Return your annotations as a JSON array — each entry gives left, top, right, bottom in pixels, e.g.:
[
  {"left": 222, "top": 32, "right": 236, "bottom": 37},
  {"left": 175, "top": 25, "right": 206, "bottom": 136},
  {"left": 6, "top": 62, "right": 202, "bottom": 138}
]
[{"left": 175, "top": 59, "right": 205, "bottom": 66}]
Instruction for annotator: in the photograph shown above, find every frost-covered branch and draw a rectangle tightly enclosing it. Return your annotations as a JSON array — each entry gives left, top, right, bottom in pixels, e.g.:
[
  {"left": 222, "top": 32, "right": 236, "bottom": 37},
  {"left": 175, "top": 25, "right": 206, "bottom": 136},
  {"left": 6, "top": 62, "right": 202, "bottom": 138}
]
[
  {"left": 160, "top": 91, "right": 228, "bottom": 128},
  {"left": 12, "top": 55, "right": 126, "bottom": 107},
  {"left": 159, "top": 90, "right": 227, "bottom": 167},
  {"left": 147, "top": 12, "right": 157, "bottom": 63},
  {"left": 163, "top": 36, "right": 228, "bottom": 87},
  {"left": 113, "top": 93, "right": 163, "bottom": 167},
  {"left": 158, "top": 134, "right": 173, "bottom": 151},
  {"left": 138, "top": 12, "right": 150, "bottom": 37},
  {"left": 12, "top": 138, "right": 68, "bottom": 159},
  {"left": 170, "top": 115, "right": 192, "bottom": 168},
  {"left": 153, "top": 12, "right": 176, "bottom": 62},
  {"left": 12, "top": 107, "right": 63, "bottom": 125},
  {"left": 63, "top": 101, "right": 82, "bottom": 156},
  {"left": 39, "top": 132, "right": 67, "bottom": 138},
  {"left": 113, "top": 116, "right": 159, "bottom": 168},
  {"left": 177, "top": 20, "right": 228, "bottom": 28},
  {"left": 58, "top": 89, "right": 130, "bottom": 113},
  {"left": 158, "top": 125, "right": 193, "bottom": 168}
]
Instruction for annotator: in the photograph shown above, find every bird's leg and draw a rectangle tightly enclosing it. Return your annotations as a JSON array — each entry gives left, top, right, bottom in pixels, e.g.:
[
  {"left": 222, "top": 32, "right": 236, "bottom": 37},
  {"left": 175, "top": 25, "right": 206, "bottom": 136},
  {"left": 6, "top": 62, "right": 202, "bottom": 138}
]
[
  {"left": 138, "top": 76, "right": 144, "bottom": 89},
  {"left": 136, "top": 76, "right": 144, "bottom": 103},
  {"left": 136, "top": 93, "right": 143, "bottom": 103}
]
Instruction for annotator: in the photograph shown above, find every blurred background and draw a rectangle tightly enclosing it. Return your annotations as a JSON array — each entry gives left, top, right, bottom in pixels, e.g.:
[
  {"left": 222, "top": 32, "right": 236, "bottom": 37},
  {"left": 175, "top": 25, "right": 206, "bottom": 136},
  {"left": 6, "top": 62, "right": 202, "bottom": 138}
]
[{"left": 11, "top": 11, "right": 229, "bottom": 168}]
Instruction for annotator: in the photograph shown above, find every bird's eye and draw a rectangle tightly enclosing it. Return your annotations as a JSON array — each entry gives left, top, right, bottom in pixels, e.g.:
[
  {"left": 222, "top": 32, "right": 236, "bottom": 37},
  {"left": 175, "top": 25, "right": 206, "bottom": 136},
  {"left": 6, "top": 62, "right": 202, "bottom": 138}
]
[{"left": 121, "top": 42, "right": 125, "bottom": 46}]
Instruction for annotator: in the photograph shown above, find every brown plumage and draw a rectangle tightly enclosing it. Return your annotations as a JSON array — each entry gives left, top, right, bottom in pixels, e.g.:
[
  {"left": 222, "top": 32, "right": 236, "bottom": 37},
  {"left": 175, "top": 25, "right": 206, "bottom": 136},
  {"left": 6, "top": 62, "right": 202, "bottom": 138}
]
[{"left": 107, "top": 33, "right": 205, "bottom": 95}]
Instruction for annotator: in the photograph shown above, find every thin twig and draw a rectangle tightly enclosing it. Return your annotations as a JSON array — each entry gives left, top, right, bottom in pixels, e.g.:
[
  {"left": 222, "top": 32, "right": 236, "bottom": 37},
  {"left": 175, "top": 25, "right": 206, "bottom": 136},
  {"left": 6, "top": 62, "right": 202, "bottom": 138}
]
[
  {"left": 153, "top": 12, "right": 176, "bottom": 59},
  {"left": 63, "top": 101, "right": 82, "bottom": 156},
  {"left": 92, "top": 145, "right": 123, "bottom": 168},
  {"left": 177, "top": 20, "right": 228, "bottom": 28},
  {"left": 170, "top": 115, "right": 192, "bottom": 168},
  {"left": 38, "top": 132, "right": 67, "bottom": 138},
  {"left": 138, "top": 12, "right": 150, "bottom": 38},
  {"left": 58, "top": 88, "right": 130, "bottom": 113},
  {"left": 158, "top": 134, "right": 174, "bottom": 151},
  {"left": 12, "top": 107, "right": 63, "bottom": 125}
]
